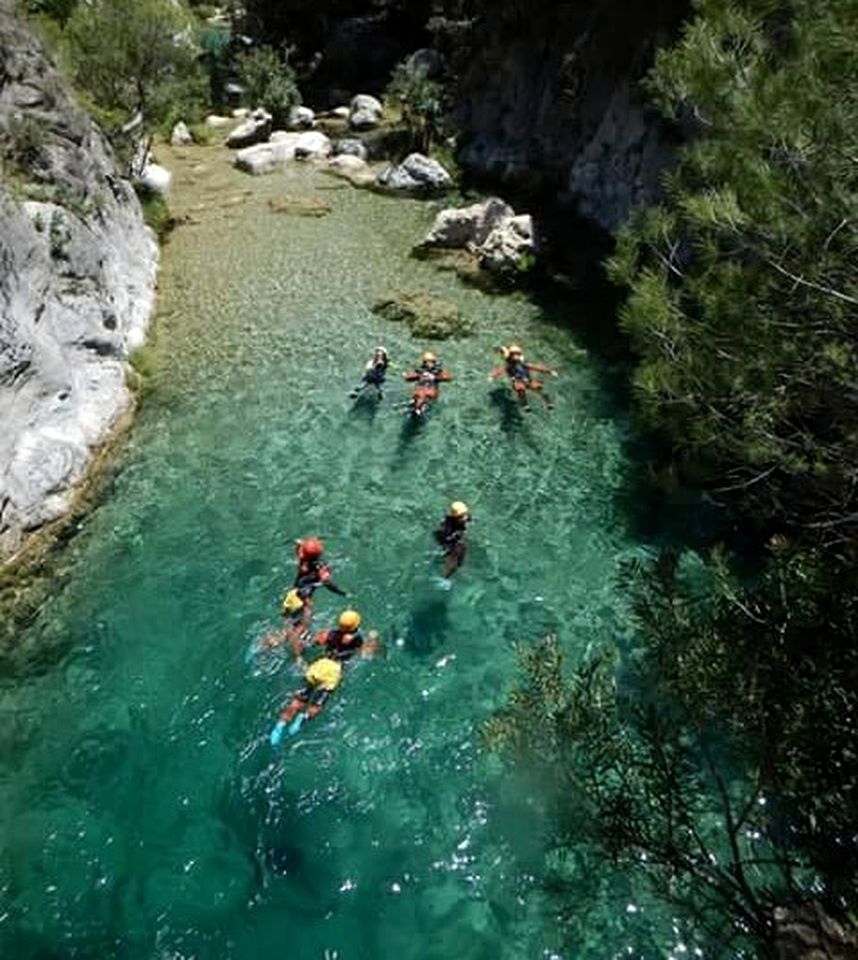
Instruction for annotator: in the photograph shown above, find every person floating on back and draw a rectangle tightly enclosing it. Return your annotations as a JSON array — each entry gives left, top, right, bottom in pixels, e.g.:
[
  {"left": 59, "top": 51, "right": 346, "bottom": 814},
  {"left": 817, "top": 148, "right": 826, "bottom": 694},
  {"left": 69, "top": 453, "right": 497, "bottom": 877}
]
[
  {"left": 349, "top": 345, "right": 390, "bottom": 400},
  {"left": 435, "top": 501, "right": 471, "bottom": 581},
  {"left": 403, "top": 351, "right": 452, "bottom": 418},
  {"left": 489, "top": 343, "right": 558, "bottom": 411}
]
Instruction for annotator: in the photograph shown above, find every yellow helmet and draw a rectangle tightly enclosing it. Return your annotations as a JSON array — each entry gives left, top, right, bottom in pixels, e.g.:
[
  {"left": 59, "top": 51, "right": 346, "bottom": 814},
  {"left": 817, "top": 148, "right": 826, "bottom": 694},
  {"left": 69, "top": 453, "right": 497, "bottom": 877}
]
[
  {"left": 507, "top": 343, "right": 523, "bottom": 357},
  {"left": 338, "top": 609, "right": 361, "bottom": 631},
  {"left": 306, "top": 657, "right": 342, "bottom": 692},
  {"left": 281, "top": 588, "right": 304, "bottom": 615},
  {"left": 449, "top": 501, "right": 469, "bottom": 518},
  {"left": 421, "top": 351, "right": 437, "bottom": 364}
]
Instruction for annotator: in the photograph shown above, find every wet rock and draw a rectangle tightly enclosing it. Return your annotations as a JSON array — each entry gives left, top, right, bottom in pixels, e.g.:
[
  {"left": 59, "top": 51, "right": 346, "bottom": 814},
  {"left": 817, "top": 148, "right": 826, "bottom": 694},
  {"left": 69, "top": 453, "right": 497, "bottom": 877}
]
[
  {"left": 349, "top": 94, "right": 384, "bottom": 131},
  {"left": 372, "top": 291, "right": 471, "bottom": 339},
  {"left": 288, "top": 105, "right": 316, "bottom": 129},
  {"left": 332, "top": 138, "right": 368, "bottom": 161},
  {"left": 332, "top": 105, "right": 350, "bottom": 120},
  {"left": 138, "top": 163, "right": 172, "bottom": 194},
  {"left": 170, "top": 121, "right": 193, "bottom": 146},
  {"left": 226, "top": 108, "right": 272, "bottom": 148},
  {"left": 294, "top": 131, "right": 332, "bottom": 159},
  {"left": 408, "top": 48, "right": 444, "bottom": 79},
  {"left": 234, "top": 135, "right": 302, "bottom": 175},
  {"left": 205, "top": 114, "right": 232, "bottom": 128},
  {"left": 478, "top": 214, "right": 535, "bottom": 274},
  {"left": 418, "top": 197, "right": 536, "bottom": 275},
  {"left": 422, "top": 197, "right": 514, "bottom": 248},
  {"left": 376, "top": 153, "right": 452, "bottom": 195}
]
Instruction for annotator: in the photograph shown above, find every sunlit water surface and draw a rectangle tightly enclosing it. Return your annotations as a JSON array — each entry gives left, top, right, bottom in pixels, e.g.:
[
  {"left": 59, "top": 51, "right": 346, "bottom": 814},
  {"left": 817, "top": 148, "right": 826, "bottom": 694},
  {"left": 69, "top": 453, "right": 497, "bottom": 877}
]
[{"left": 0, "top": 149, "right": 702, "bottom": 958}]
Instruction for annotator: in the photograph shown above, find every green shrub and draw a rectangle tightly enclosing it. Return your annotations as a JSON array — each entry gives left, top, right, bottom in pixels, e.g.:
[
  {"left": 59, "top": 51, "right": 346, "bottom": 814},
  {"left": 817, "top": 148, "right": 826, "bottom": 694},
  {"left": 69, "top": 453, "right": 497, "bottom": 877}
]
[
  {"left": 134, "top": 184, "right": 176, "bottom": 242},
  {"left": 234, "top": 46, "right": 300, "bottom": 126},
  {"left": 385, "top": 57, "right": 446, "bottom": 154}
]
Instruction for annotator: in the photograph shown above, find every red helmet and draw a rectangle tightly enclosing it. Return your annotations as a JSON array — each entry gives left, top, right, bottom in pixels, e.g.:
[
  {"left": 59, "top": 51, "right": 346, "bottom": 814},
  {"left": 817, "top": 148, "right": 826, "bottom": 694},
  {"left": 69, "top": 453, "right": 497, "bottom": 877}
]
[{"left": 299, "top": 537, "right": 324, "bottom": 560}]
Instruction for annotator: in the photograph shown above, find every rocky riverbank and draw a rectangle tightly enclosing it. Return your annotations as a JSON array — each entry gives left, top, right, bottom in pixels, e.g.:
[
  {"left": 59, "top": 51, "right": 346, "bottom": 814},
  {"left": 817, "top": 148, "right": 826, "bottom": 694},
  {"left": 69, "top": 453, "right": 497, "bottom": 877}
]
[{"left": 0, "top": 1, "right": 158, "bottom": 564}]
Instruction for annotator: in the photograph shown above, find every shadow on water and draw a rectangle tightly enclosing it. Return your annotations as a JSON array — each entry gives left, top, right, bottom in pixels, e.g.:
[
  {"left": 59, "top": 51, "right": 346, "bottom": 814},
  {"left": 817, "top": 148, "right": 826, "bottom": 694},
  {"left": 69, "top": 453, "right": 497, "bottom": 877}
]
[
  {"left": 347, "top": 391, "right": 381, "bottom": 424},
  {"left": 399, "top": 591, "right": 451, "bottom": 656}
]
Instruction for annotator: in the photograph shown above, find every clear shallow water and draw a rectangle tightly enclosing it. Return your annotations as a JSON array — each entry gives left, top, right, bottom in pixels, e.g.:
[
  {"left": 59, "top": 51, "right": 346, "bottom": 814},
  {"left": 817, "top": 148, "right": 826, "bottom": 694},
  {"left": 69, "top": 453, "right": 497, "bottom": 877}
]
[{"left": 1, "top": 150, "right": 696, "bottom": 958}]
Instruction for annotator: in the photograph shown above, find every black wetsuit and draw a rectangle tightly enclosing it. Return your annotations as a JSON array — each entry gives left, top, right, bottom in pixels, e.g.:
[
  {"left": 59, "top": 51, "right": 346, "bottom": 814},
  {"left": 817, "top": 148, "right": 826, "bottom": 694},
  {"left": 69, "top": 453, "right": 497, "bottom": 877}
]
[
  {"left": 435, "top": 515, "right": 469, "bottom": 552},
  {"left": 320, "top": 628, "right": 364, "bottom": 662}
]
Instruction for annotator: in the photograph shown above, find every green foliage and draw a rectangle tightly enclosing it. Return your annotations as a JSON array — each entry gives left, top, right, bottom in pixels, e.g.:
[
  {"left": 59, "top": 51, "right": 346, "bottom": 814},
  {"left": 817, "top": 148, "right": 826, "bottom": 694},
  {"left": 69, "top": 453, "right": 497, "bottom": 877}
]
[
  {"left": 22, "top": 0, "right": 78, "bottom": 26},
  {"left": 489, "top": 541, "right": 858, "bottom": 950},
  {"left": 234, "top": 46, "right": 300, "bottom": 126},
  {"left": 386, "top": 57, "right": 447, "bottom": 154},
  {"left": 0, "top": 115, "right": 47, "bottom": 178},
  {"left": 65, "top": 0, "right": 206, "bottom": 130},
  {"left": 607, "top": 0, "right": 858, "bottom": 535},
  {"left": 135, "top": 184, "right": 176, "bottom": 243}
]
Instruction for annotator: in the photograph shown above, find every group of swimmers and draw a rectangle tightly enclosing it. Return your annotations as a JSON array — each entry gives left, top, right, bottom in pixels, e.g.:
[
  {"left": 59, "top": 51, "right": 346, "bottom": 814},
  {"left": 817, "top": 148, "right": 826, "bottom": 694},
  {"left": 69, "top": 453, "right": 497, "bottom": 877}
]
[
  {"left": 349, "top": 342, "right": 559, "bottom": 414},
  {"left": 262, "top": 340, "right": 559, "bottom": 743}
]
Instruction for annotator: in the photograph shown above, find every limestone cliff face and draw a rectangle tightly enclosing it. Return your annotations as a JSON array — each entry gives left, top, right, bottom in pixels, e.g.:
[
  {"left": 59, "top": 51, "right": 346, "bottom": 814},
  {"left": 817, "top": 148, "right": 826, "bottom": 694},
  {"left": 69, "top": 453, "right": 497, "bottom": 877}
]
[
  {"left": 0, "top": 1, "right": 158, "bottom": 561},
  {"left": 452, "top": 0, "right": 689, "bottom": 232}
]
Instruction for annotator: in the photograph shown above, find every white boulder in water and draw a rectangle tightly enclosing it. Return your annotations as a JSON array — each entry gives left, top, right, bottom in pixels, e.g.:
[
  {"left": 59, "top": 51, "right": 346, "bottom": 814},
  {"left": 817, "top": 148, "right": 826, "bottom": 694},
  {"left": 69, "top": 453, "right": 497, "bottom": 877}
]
[
  {"left": 294, "top": 131, "right": 332, "bottom": 159},
  {"left": 138, "top": 163, "right": 172, "bottom": 194},
  {"left": 376, "top": 153, "right": 452, "bottom": 194},
  {"left": 226, "top": 108, "right": 272, "bottom": 148},
  {"left": 170, "top": 121, "right": 193, "bottom": 146},
  {"left": 234, "top": 135, "right": 302, "bottom": 175},
  {"left": 288, "top": 105, "right": 315, "bottom": 129},
  {"left": 348, "top": 94, "right": 383, "bottom": 130},
  {"left": 479, "top": 215, "right": 536, "bottom": 273},
  {"left": 423, "top": 197, "right": 514, "bottom": 248},
  {"left": 204, "top": 114, "right": 232, "bottom": 128}
]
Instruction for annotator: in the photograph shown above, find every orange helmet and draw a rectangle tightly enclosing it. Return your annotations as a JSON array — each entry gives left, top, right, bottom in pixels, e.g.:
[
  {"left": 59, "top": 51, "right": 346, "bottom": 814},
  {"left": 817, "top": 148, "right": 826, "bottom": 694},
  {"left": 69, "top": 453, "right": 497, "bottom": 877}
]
[{"left": 299, "top": 537, "right": 324, "bottom": 560}]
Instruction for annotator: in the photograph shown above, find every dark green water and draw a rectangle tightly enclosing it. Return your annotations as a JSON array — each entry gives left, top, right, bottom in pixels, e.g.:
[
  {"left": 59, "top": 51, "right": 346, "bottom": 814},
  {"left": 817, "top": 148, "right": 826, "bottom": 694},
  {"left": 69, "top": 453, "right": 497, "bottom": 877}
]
[{"left": 0, "top": 153, "right": 700, "bottom": 958}]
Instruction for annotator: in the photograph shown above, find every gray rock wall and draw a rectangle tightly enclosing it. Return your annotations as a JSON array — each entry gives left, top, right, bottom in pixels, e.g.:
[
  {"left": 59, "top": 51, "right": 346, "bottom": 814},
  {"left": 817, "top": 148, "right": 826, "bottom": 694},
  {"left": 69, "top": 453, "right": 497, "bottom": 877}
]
[
  {"left": 452, "top": 0, "right": 689, "bottom": 232},
  {"left": 0, "top": 1, "right": 158, "bottom": 561}
]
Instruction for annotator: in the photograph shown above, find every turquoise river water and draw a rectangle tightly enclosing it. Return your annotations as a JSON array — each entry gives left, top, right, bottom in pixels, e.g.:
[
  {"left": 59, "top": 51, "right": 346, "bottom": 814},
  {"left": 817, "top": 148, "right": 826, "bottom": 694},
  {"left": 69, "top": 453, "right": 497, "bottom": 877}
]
[{"left": 0, "top": 149, "right": 705, "bottom": 958}]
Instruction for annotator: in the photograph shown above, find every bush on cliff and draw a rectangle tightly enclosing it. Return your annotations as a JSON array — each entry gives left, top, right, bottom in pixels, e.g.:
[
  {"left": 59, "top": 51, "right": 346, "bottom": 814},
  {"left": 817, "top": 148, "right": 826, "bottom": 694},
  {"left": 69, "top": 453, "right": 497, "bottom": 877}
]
[
  {"left": 66, "top": 0, "right": 205, "bottom": 131},
  {"left": 234, "top": 46, "right": 301, "bottom": 127}
]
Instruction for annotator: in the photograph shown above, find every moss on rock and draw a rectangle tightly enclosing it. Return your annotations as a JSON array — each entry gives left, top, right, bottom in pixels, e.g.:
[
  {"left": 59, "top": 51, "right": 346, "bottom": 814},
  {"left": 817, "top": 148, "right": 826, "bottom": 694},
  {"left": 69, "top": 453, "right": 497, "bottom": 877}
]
[{"left": 371, "top": 291, "right": 471, "bottom": 339}]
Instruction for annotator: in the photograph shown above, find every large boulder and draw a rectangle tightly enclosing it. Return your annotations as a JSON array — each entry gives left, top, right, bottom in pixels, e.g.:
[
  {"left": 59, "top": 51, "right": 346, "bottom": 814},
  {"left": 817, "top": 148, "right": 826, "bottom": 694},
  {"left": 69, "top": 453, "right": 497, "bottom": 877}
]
[
  {"left": 234, "top": 135, "right": 302, "bottom": 175},
  {"left": 371, "top": 291, "right": 471, "bottom": 339},
  {"left": 170, "top": 121, "right": 193, "bottom": 146},
  {"left": 288, "top": 105, "right": 315, "bottom": 130},
  {"left": 407, "top": 48, "right": 444, "bottom": 79},
  {"left": 348, "top": 94, "right": 383, "bottom": 131},
  {"left": 294, "top": 131, "right": 332, "bottom": 160},
  {"left": 376, "top": 153, "right": 452, "bottom": 195},
  {"left": 226, "top": 108, "right": 272, "bottom": 148},
  {"left": 422, "top": 197, "right": 514, "bottom": 248},
  {"left": 204, "top": 114, "right": 232, "bottom": 128},
  {"left": 332, "top": 138, "right": 368, "bottom": 161},
  {"left": 478, "top": 214, "right": 535, "bottom": 273}
]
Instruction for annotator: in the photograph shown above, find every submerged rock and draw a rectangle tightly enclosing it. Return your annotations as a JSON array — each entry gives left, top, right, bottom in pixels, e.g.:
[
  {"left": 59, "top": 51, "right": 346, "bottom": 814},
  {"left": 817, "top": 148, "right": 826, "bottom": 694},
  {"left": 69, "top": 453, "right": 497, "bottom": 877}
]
[
  {"left": 376, "top": 153, "right": 452, "bottom": 195},
  {"left": 349, "top": 94, "right": 383, "bottom": 131},
  {"left": 226, "top": 108, "right": 272, "bottom": 148},
  {"left": 372, "top": 291, "right": 471, "bottom": 339},
  {"left": 268, "top": 194, "right": 331, "bottom": 217},
  {"left": 326, "top": 154, "right": 374, "bottom": 186}
]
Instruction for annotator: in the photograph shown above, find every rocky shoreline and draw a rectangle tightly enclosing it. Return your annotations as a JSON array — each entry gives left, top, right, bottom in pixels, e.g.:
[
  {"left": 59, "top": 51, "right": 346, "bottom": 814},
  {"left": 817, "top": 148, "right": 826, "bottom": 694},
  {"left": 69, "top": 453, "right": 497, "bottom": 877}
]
[{"left": 0, "top": 0, "right": 158, "bottom": 564}]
